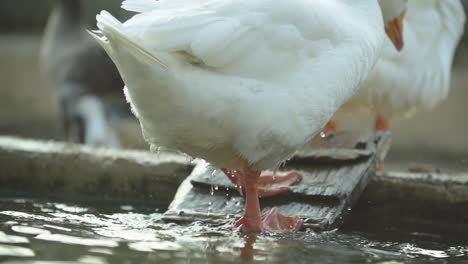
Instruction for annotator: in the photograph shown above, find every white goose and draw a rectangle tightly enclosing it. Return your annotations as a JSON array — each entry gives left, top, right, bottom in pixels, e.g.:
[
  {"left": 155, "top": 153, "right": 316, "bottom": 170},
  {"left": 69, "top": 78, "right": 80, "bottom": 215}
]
[
  {"left": 330, "top": 0, "right": 466, "bottom": 132},
  {"left": 91, "top": 0, "right": 397, "bottom": 232}
]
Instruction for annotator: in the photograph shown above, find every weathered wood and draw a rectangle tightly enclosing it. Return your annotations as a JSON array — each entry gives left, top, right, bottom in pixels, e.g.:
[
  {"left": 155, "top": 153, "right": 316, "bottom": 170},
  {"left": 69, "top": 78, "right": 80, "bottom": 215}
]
[
  {"left": 0, "top": 136, "right": 194, "bottom": 205},
  {"left": 163, "top": 132, "right": 392, "bottom": 230}
]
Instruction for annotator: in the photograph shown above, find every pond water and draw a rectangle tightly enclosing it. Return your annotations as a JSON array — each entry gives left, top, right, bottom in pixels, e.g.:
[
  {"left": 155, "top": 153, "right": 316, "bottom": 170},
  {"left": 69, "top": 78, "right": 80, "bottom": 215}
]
[{"left": 0, "top": 197, "right": 467, "bottom": 264}]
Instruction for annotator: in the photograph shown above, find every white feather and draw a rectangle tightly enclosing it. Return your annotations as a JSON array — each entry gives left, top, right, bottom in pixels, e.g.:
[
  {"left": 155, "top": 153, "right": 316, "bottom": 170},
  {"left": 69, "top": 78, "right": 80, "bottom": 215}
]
[{"left": 121, "top": 0, "right": 159, "bottom": 13}]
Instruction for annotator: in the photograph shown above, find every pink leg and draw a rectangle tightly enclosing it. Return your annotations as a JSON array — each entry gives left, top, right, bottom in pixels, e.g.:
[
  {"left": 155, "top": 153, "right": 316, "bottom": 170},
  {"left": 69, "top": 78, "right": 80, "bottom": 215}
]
[
  {"left": 233, "top": 166, "right": 303, "bottom": 233},
  {"left": 234, "top": 167, "right": 263, "bottom": 232},
  {"left": 261, "top": 208, "right": 303, "bottom": 232},
  {"left": 374, "top": 114, "right": 390, "bottom": 132},
  {"left": 257, "top": 170, "right": 302, "bottom": 197},
  {"left": 374, "top": 114, "right": 390, "bottom": 174},
  {"left": 221, "top": 168, "right": 302, "bottom": 198},
  {"left": 323, "top": 120, "right": 337, "bottom": 132},
  {"left": 239, "top": 235, "right": 256, "bottom": 262}
]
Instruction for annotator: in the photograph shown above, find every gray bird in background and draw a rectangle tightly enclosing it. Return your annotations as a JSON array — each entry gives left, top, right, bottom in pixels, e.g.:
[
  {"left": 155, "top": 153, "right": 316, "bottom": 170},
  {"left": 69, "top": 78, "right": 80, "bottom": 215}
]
[{"left": 40, "top": 0, "right": 131, "bottom": 148}]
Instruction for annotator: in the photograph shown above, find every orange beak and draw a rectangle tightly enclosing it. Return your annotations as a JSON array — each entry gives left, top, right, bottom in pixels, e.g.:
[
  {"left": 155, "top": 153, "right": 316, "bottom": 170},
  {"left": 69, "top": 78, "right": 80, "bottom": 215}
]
[{"left": 385, "top": 10, "right": 406, "bottom": 52}]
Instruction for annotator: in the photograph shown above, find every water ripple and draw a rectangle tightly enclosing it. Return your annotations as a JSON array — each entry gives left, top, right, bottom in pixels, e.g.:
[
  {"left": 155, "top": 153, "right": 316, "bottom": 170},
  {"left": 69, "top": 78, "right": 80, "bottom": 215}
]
[
  {"left": 0, "top": 199, "right": 466, "bottom": 264},
  {"left": 35, "top": 234, "right": 118, "bottom": 248},
  {"left": 0, "top": 244, "right": 35, "bottom": 257}
]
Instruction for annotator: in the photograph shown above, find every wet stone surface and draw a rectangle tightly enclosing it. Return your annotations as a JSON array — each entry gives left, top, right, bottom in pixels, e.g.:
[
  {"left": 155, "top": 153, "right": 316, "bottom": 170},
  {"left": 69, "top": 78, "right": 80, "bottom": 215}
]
[{"left": 0, "top": 198, "right": 467, "bottom": 264}]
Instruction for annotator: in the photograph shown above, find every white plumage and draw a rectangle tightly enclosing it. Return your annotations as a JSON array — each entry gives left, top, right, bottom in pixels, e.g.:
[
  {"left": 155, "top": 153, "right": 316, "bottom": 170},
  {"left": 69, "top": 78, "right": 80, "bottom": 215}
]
[
  {"left": 91, "top": 0, "right": 386, "bottom": 172},
  {"left": 339, "top": 0, "right": 466, "bottom": 121}
]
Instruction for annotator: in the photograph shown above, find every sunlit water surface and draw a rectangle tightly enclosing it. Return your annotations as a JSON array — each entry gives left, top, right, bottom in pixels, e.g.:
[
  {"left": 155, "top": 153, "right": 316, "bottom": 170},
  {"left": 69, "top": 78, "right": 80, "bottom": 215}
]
[{"left": 0, "top": 198, "right": 467, "bottom": 264}]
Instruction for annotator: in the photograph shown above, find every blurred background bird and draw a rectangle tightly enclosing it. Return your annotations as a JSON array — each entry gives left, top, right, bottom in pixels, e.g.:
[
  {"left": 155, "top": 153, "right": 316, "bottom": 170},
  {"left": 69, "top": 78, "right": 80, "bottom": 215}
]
[
  {"left": 329, "top": 0, "right": 465, "bottom": 134},
  {"left": 39, "top": 0, "right": 132, "bottom": 148},
  {"left": 320, "top": 0, "right": 466, "bottom": 172}
]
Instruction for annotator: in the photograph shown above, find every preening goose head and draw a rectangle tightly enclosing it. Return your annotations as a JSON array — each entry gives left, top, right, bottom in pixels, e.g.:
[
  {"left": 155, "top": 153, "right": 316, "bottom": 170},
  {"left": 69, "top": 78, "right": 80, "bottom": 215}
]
[{"left": 378, "top": 0, "right": 407, "bottom": 51}]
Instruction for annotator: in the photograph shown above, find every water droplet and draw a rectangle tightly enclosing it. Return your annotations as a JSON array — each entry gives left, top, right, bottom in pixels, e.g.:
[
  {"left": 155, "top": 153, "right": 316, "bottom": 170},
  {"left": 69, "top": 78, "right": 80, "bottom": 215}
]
[
  {"left": 150, "top": 145, "right": 161, "bottom": 153},
  {"left": 120, "top": 205, "right": 133, "bottom": 211},
  {"left": 210, "top": 185, "right": 214, "bottom": 196},
  {"left": 214, "top": 185, "right": 219, "bottom": 191},
  {"left": 207, "top": 201, "right": 212, "bottom": 216},
  {"left": 320, "top": 131, "right": 326, "bottom": 138}
]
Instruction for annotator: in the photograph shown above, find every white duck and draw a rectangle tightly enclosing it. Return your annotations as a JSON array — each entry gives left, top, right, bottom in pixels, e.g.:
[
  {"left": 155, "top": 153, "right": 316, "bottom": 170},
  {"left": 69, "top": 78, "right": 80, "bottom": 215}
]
[
  {"left": 328, "top": 0, "right": 466, "bottom": 132},
  {"left": 91, "top": 0, "right": 390, "bottom": 232}
]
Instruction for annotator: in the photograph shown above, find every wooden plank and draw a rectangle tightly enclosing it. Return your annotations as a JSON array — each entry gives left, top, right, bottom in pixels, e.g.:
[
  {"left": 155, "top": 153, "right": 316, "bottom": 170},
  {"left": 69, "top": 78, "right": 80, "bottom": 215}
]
[{"left": 163, "top": 131, "right": 391, "bottom": 230}]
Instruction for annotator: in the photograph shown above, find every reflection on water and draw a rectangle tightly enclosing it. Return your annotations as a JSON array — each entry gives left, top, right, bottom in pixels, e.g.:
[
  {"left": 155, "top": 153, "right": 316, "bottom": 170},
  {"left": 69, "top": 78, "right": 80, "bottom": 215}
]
[{"left": 0, "top": 198, "right": 467, "bottom": 264}]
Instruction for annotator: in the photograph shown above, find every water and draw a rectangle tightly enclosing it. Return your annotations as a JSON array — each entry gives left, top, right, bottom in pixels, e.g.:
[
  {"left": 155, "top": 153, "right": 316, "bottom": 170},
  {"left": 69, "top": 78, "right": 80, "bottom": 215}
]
[{"left": 0, "top": 198, "right": 467, "bottom": 264}]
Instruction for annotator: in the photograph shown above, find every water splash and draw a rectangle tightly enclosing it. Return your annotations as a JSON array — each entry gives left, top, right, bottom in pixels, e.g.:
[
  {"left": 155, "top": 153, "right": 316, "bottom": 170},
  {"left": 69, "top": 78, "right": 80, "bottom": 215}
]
[
  {"left": 0, "top": 198, "right": 466, "bottom": 263},
  {"left": 400, "top": 243, "right": 450, "bottom": 258},
  {"left": 11, "top": 226, "right": 50, "bottom": 235}
]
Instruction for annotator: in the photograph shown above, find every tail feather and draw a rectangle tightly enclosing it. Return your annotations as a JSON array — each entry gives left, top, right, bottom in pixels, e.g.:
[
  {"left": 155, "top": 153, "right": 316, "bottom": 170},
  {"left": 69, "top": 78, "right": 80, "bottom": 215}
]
[
  {"left": 121, "top": 0, "right": 159, "bottom": 13},
  {"left": 89, "top": 11, "right": 167, "bottom": 69},
  {"left": 96, "top": 10, "right": 123, "bottom": 33}
]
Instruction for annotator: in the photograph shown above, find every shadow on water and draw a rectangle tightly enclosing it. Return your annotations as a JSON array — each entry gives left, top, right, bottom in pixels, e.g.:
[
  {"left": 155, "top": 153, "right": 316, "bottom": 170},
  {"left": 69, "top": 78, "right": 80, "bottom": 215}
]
[{"left": 0, "top": 197, "right": 467, "bottom": 264}]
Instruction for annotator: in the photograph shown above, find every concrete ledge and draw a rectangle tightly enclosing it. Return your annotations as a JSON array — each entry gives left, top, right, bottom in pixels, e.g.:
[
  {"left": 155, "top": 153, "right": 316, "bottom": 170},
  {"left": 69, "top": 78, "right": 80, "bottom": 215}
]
[
  {"left": 0, "top": 136, "right": 467, "bottom": 211},
  {"left": 347, "top": 172, "right": 468, "bottom": 234},
  {"left": 366, "top": 171, "right": 468, "bottom": 203},
  {"left": 0, "top": 136, "right": 194, "bottom": 205}
]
